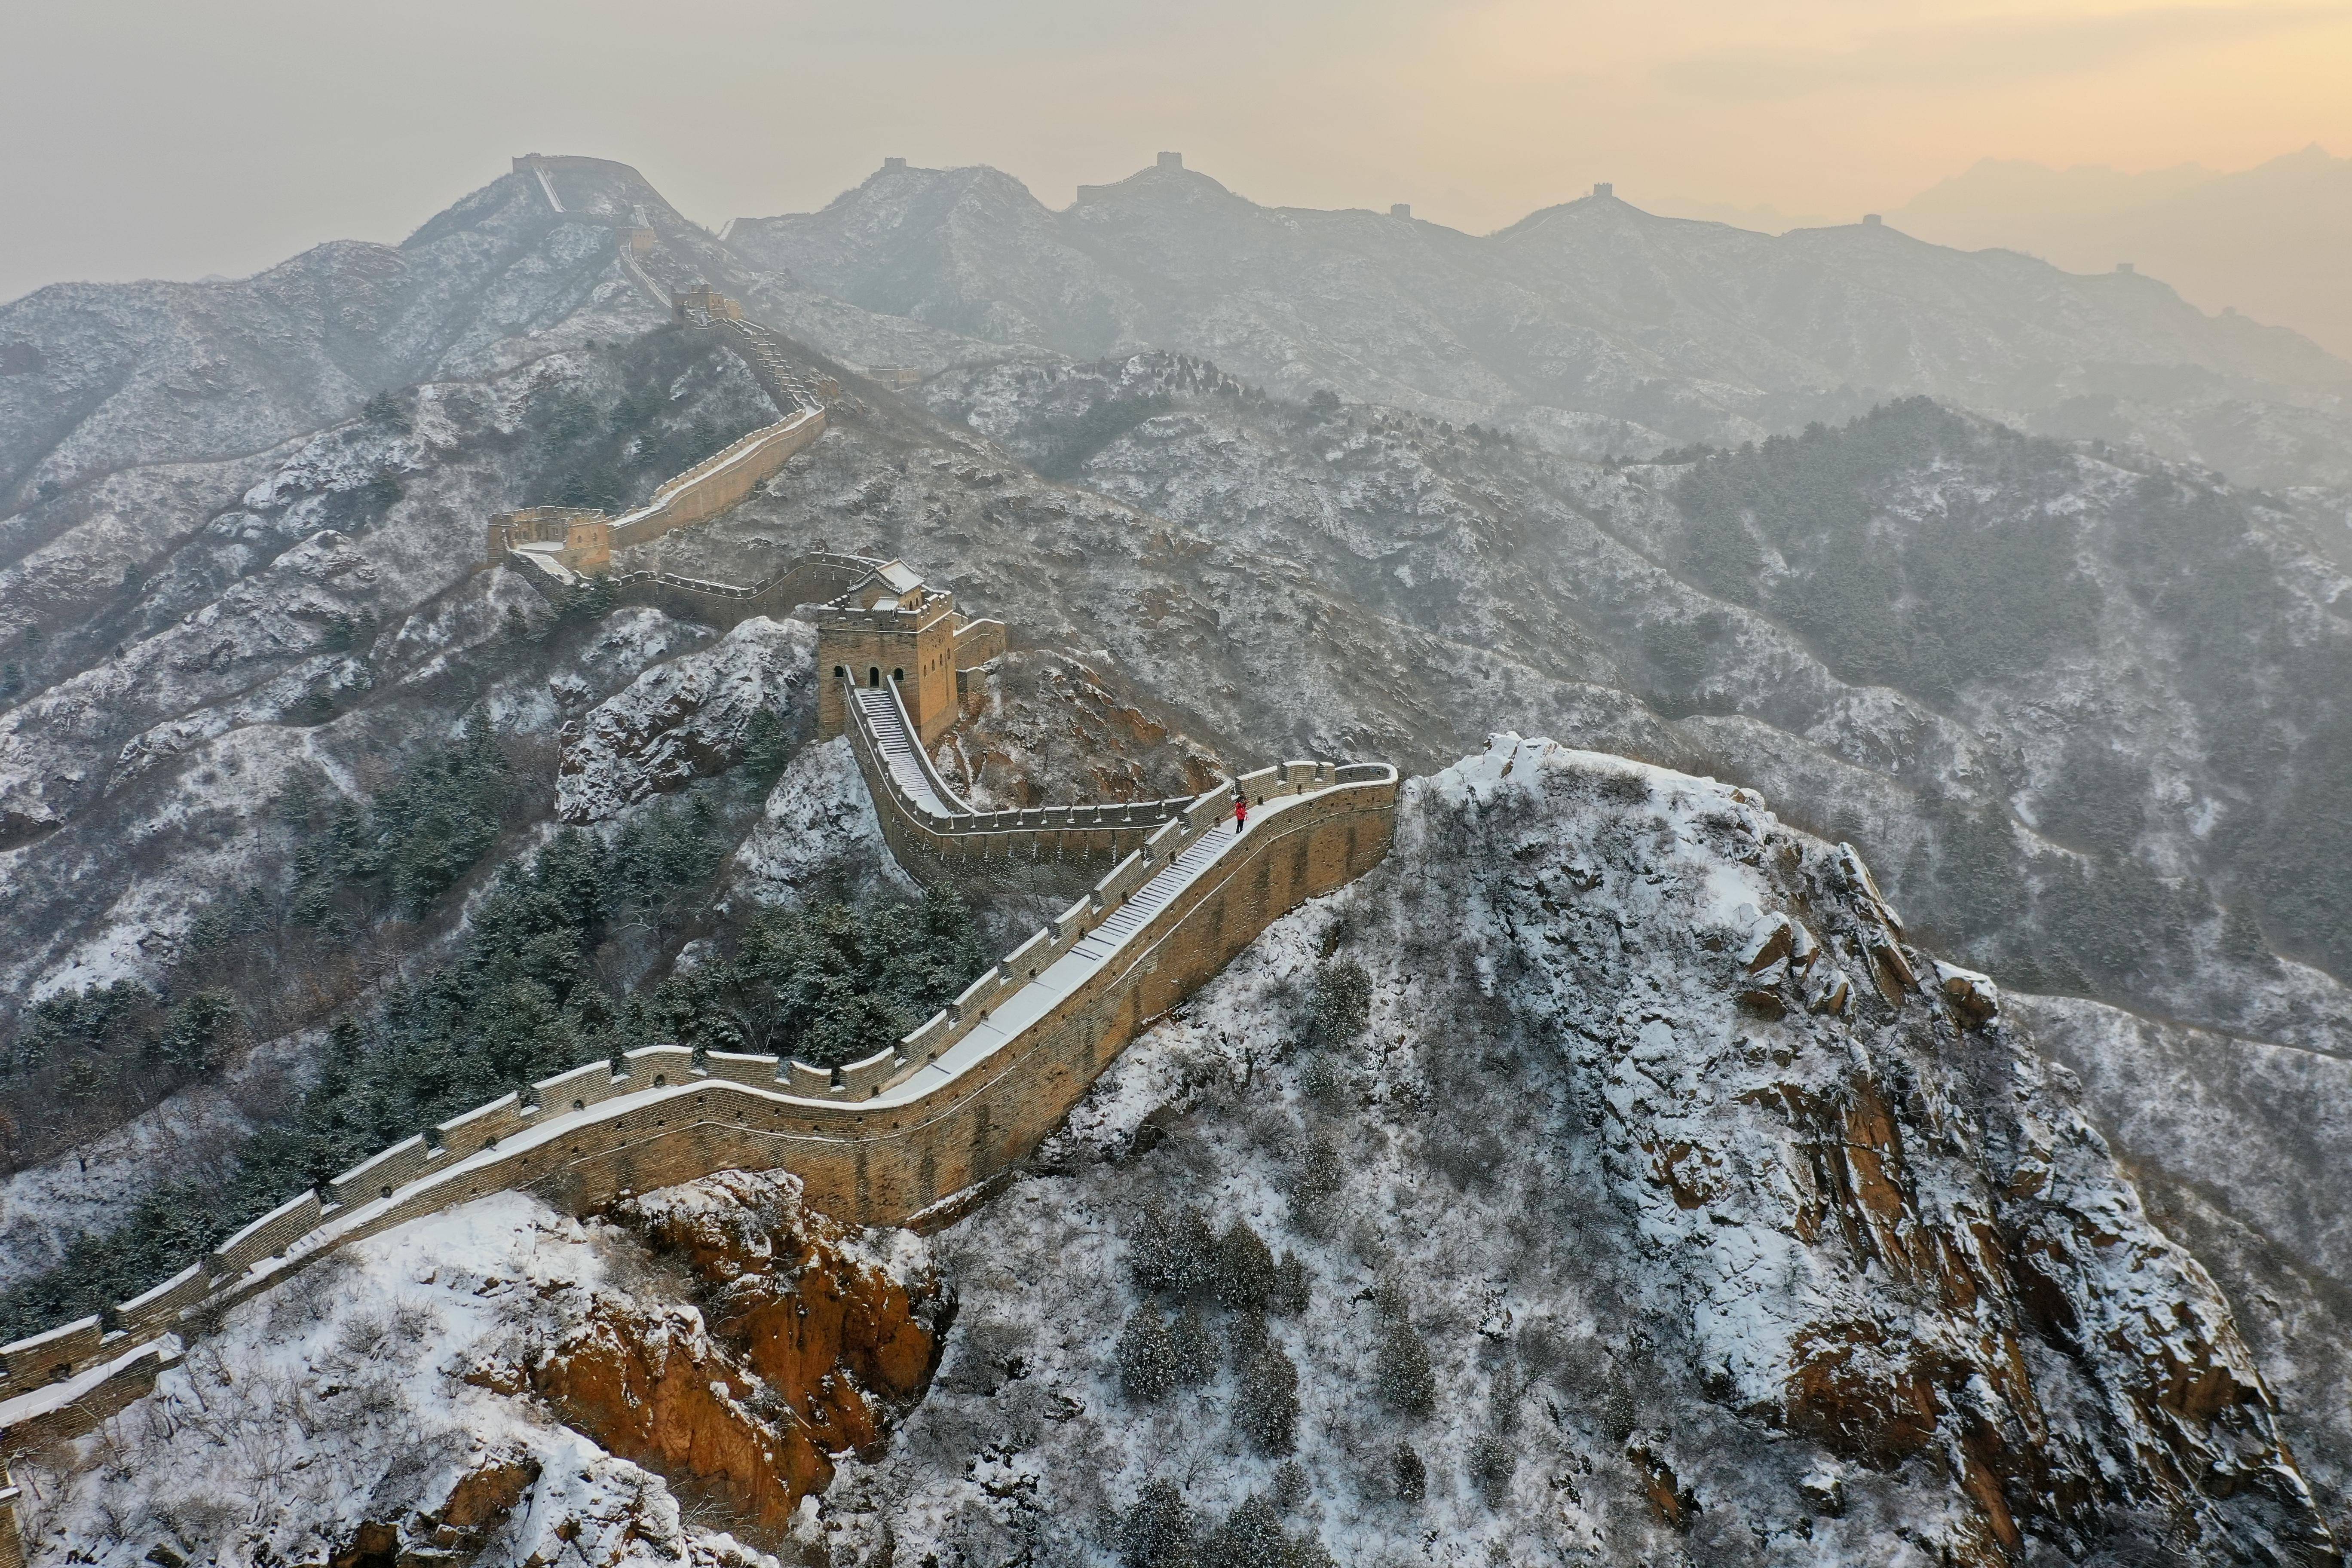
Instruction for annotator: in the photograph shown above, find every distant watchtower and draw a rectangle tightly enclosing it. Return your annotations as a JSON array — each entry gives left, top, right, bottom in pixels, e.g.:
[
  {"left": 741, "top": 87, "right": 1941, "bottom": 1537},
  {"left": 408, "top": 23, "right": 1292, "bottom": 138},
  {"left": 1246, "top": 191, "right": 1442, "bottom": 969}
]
[
  {"left": 672, "top": 285, "right": 742, "bottom": 324},
  {"left": 1158, "top": 151, "right": 1183, "bottom": 171},
  {"left": 1390, "top": 203, "right": 1412, "bottom": 219},
  {"left": 1592, "top": 181, "right": 1614, "bottom": 199}
]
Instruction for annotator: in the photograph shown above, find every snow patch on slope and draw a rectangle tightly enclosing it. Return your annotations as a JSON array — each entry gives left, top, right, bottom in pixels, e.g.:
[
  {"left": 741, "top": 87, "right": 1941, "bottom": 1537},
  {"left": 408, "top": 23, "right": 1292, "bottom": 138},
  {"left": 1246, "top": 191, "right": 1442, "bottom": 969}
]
[
  {"left": 18, "top": 1191, "right": 780, "bottom": 1568},
  {"left": 556, "top": 617, "right": 814, "bottom": 824}
]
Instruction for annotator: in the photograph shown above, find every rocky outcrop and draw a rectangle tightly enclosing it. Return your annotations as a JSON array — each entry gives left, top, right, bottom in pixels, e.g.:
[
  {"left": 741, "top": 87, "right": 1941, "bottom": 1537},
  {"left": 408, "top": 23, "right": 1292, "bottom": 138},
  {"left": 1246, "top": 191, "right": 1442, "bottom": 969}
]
[
  {"left": 722, "top": 736, "right": 911, "bottom": 911},
  {"left": 812, "top": 736, "right": 2340, "bottom": 1568},
  {"left": 933, "top": 648, "right": 1225, "bottom": 811},
  {"left": 555, "top": 617, "right": 815, "bottom": 823},
  {"left": 11, "top": 1180, "right": 937, "bottom": 1566},
  {"left": 534, "top": 1170, "right": 945, "bottom": 1527}
]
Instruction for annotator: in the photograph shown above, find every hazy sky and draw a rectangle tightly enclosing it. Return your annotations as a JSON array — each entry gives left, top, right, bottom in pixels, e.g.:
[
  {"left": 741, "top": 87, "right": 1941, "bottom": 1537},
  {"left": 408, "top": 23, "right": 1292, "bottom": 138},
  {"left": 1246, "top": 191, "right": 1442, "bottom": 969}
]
[{"left": 6, "top": 0, "right": 2349, "bottom": 303}]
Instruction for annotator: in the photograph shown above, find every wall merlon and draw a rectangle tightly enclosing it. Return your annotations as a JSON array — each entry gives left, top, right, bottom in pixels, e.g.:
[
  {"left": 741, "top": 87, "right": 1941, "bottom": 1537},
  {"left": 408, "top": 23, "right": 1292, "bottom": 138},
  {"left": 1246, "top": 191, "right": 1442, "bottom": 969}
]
[
  {"left": 208, "top": 1190, "right": 322, "bottom": 1281},
  {"left": 625, "top": 1044, "right": 697, "bottom": 1086},
  {"left": 437, "top": 1093, "right": 526, "bottom": 1153},
  {"left": 329, "top": 1136, "right": 430, "bottom": 1208},
  {"left": 704, "top": 1051, "right": 784, "bottom": 1089},
  {"left": 903, "top": 1012, "right": 952, "bottom": 1059},
  {"left": 838, "top": 1048, "right": 900, "bottom": 1096},
  {"left": 536, "top": 1061, "right": 627, "bottom": 1115},
  {"left": 0, "top": 1317, "right": 102, "bottom": 1388},
  {"left": 114, "top": 1265, "right": 208, "bottom": 1339}
]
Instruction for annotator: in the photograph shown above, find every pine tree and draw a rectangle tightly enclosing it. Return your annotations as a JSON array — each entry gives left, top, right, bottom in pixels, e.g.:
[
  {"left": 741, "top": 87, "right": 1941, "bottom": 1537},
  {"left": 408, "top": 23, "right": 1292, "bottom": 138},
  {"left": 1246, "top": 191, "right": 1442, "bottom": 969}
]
[
  {"left": 1200, "top": 1495, "right": 1285, "bottom": 1568},
  {"left": 1469, "top": 1432, "right": 1515, "bottom": 1507},
  {"left": 1118, "top": 1478, "right": 1196, "bottom": 1568},
  {"left": 1235, "top": 1343, "right": 1299, "bottom": 1455},
  {"left": 1130, "top": 1201, "right": 1217, "bottom": 1297},
  {"left": 1374, "top": 1314, "right": 1436, "bottom": 1418},
  {"left": 1391, "top": 1442, "right": 1427, "bottom": 1505},
  {"left": 1229, "top": 1306, "right": 1270, "bottom": 1373},
  {"left": 1271, "top": 1251, "right": 1310, "bottom": 1316},
  {"left": 1213, "top": 1219, "right": 1277, "bottom": 1314},
  {"left": 1287, "top": 1136, "right": 1343, "bottom": 1238},
  {"left": 1171, "top": 1301, "right": 1215, "bottom": 1387},
  {"left": 1118, "top": 1305, "right": 1178, "bottom": 1403},
  {"left": 1271, "top": 1460, "right": 1309, "bottom": 1513},
  {"left": 742, "top": 707, "right": 793, "bottom": 785}
]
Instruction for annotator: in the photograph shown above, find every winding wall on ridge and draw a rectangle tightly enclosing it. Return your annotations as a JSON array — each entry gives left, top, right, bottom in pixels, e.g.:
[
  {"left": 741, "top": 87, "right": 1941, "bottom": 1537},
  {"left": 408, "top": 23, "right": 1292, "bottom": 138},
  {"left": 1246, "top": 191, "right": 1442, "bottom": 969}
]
[{"left": 0, "top": 680, "right": 1396, "bottom": 1476}]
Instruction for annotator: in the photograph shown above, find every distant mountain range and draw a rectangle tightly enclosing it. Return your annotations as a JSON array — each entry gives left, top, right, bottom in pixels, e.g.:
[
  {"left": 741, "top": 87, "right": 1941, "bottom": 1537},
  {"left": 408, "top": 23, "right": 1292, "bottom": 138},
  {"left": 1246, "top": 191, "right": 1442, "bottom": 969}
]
[
  {"left": 1891, "top": 144, "right": 2352, "bottom": 361},
  {"left": 721, "top": 153, "right": 2352, "bottom": 489}
]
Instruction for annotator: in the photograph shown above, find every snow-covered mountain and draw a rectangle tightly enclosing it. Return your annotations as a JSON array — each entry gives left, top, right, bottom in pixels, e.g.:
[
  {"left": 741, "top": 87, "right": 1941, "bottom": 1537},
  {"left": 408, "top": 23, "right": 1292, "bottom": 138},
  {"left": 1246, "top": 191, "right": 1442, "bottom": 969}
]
[
  {"left": 3, "top": 152, "right": 2351, "bottom": 1566},
  {"left": 725, "top": 156, "right": 2352, "bottom": 490},
  {"left": 15, "top": 740, "right": 2345, "bottom": 1565}
]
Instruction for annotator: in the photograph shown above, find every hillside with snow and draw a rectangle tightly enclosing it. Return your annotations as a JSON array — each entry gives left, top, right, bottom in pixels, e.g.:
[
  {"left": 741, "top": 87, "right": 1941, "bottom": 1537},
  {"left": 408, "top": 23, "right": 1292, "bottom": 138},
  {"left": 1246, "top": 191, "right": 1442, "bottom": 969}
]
[
  {"left": 16, "top": 738, "right": 2344, "bottom": 1565},
  {"left": 3, "top": 151, "right": 2351, "bottom": 1568}
]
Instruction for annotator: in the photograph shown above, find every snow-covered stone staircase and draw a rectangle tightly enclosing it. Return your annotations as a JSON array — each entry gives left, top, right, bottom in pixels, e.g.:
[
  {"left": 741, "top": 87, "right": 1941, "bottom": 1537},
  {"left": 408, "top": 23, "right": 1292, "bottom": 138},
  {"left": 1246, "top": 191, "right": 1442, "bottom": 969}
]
[{"left": 854, "top": 684, "right": 966, "bottom": 817}]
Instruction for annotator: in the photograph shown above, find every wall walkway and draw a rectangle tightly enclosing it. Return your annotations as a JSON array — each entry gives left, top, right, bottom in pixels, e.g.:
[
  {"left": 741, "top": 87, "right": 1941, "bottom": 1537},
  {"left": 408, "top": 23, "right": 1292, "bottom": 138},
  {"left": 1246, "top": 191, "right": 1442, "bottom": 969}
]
[{"left": 0, "top": 676, "right": 1396, "bottom": 1472}]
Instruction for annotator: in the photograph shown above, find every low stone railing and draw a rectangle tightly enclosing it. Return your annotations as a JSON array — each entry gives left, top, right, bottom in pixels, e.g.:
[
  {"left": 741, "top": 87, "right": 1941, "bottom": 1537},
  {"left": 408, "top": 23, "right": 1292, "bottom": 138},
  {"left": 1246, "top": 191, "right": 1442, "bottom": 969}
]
[
  {"left": 842, "top": 672, "right": 1197, "bottom": 869},
  {"left": 0, "top": 755, "right": 1398, "bottom": 1467}
]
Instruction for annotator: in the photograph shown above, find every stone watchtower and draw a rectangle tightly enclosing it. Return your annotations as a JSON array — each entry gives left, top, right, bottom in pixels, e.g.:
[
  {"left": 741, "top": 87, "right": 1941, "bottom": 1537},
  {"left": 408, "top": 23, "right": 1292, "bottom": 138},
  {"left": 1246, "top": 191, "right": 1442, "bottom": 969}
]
[{"left": 817, "top": 560, "right": 1002, "bottom": 747}]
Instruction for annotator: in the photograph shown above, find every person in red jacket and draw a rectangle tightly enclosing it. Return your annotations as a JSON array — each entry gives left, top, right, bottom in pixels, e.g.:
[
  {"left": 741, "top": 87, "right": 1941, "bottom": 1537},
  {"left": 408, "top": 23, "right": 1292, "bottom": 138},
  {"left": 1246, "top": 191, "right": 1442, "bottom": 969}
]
[{"left": 1234, "top": 787, "right": 1248, "bottom": 834}]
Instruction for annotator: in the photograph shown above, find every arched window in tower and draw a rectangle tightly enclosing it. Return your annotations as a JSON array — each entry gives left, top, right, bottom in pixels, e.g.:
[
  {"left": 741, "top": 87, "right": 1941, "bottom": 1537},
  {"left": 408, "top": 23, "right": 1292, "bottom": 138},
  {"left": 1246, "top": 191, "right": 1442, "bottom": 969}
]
[
  {"left": 893, "top": 667, "right": 904, "bottom": 682},
  {"left": 867, "top": 667, "right": 880, "bottom": 687},
  {"left": 833, "top": 665, "right": 845, "bottom": 679}
]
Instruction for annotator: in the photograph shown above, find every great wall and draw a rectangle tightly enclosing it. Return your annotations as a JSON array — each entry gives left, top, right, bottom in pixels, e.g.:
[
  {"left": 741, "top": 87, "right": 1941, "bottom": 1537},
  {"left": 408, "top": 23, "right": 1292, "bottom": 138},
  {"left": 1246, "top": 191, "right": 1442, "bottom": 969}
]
[{"left": 0, "top": 233, "right": 1398, "bottom": 1557}]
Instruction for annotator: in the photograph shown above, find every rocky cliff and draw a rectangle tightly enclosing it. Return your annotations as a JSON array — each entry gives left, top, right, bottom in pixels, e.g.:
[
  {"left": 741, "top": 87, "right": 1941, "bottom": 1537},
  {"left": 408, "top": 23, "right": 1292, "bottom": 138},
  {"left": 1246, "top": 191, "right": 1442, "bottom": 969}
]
[
  {"left": 14, "top": 1171, "right": 944, "bottom": 1566},
  {"left": 19, "top": 738, "right": 2336, "bottom": 1566},
  {"left": 811, "top": 737, "right": 2341, "bottom": 1565}
]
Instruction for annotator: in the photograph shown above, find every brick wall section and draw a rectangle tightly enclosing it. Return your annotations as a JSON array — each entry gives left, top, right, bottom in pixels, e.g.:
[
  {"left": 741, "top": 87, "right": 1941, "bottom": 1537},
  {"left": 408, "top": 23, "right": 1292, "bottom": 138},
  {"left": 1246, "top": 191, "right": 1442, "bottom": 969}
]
[
  {"left": 0, "top": 769, "right": 1396, "bottom": 1464},
  {"left": 600, "top": 554, "right": 877, "bottom": 632},
  {"left": 842, "top": 672, "right": 1191, "bottom": 870},
  {"left": 606, "top": 407, "right": 824, "bottom": 551}
]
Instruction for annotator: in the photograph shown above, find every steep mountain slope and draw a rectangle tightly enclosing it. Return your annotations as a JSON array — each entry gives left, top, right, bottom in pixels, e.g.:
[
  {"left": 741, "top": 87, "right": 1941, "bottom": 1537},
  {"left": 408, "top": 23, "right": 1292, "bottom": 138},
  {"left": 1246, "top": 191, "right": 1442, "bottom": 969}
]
[
  {"left": 632, "top": 353, "right": 2352, "bottom": 1057},
  {"left": 0, "top": 174, "right": 655, "bottom": 510},
  {"left": 4, "top": 155, "right": 2351, "bottom": 1566},
  {"left": 22, "top": 739, "right": 2343, "bottom": 1564},
  {"left": 725, "top": 158, "right": 2352, "bottom": 487},
  {"left": 819, "top": 738, "right": 2345, "bottom": 1564}
]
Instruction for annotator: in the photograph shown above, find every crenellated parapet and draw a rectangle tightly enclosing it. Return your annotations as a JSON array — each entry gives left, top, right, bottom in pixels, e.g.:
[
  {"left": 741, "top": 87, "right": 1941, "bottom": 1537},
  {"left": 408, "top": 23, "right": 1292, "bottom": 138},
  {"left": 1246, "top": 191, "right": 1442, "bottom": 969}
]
[{"left": 0, "top": 749, "right": 1397, "bottom": 1465}]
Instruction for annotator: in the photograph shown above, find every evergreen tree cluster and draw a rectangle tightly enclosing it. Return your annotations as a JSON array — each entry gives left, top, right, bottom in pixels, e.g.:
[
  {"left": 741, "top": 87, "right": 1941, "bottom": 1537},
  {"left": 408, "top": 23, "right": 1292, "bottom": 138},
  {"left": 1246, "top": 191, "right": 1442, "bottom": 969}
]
[
  {"left": 1115, "top": 1478, "right": 1334, "bottom": 1568},
  {"left": 650, "top": 893, "right": 986, "bottom": 1065},
  {"left": 3, "top": 983, "right": 239, "bottom": 1082},
  {"left": 1118, "top": 1205, "right": 1310, "bottom": 1455},
  {"left": 280, "top": 711, "right": 518, "bottom": 928},
  {"left": 1675, "top": 399, "right": 2095, "bottom": 705},
  {"left": 1298, "top": 959, "right": 1370, "bottom": 1048},
  {"left": 0, "top": 794, "right": 986, "bottom": 1343}
]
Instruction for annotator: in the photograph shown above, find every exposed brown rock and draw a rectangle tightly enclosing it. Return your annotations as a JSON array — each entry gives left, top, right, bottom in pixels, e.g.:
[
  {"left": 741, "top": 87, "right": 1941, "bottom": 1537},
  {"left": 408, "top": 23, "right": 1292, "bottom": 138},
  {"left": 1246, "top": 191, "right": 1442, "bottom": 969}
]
[
  {"left": 1628, "top": 1444, "right": 1698, "bottom": 1531},
  {"left": 529, "top": 1170, "right": 947, "bottom": 1531},
  {"left": 326, "top": 1521, "right": 399, "bottom": 1568},
  {"left": 435, "top": 1451, "right": 542, "bottom": 1532},
  {"left": 533, "top": 1297, "right": 814, "bottom": 1526}
]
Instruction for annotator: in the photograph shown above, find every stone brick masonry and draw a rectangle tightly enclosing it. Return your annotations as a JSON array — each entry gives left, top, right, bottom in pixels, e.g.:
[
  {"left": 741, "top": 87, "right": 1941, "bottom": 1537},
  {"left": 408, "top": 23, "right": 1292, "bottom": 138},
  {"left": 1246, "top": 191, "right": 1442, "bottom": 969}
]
[{"left": 0, "top": 703, "right": 1395, "bottom": 1480}]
